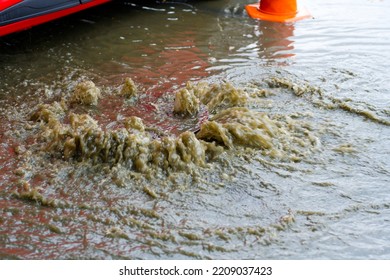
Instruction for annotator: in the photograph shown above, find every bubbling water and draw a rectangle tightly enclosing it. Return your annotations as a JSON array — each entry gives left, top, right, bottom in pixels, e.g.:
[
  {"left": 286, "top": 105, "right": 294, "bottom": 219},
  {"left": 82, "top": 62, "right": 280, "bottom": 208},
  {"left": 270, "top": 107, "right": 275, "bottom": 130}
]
[{"left": 27, "top": 79, "right": 321, "bottom": 179}]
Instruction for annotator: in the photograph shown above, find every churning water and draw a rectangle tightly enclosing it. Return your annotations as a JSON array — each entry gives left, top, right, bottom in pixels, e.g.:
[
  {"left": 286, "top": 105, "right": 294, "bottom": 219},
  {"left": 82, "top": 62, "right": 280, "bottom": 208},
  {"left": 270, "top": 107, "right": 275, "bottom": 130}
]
[{"left": 0, "top": 0, "right": 389, "bottom": 259}]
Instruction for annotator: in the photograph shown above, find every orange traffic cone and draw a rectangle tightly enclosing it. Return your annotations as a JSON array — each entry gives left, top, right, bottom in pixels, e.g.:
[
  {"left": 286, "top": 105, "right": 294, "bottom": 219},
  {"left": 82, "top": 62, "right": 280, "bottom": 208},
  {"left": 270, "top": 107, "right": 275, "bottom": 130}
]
[{"left": 246, "top": 0, "right": 312, "bottom": 23}]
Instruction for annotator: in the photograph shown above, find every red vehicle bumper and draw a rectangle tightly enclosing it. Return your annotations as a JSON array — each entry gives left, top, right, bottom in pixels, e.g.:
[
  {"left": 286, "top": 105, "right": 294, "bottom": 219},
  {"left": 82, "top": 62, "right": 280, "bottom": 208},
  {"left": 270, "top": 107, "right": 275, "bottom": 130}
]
[{"left": 0, "top": 0, "right": 112, "bottom": 37}]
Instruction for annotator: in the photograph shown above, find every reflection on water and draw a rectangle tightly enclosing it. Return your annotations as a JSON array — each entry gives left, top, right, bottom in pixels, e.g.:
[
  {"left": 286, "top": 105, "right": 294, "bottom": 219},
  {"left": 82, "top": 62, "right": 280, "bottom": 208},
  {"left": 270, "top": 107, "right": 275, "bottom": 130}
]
[
  {"left": 256, "top": 21, "right": 295, "bottom": 60},
  {"left": 1, "top": 0, "right": 390, "bottom": 259},
  {"left": 207, "top": 5, "right": 297, "bottom": 71}
]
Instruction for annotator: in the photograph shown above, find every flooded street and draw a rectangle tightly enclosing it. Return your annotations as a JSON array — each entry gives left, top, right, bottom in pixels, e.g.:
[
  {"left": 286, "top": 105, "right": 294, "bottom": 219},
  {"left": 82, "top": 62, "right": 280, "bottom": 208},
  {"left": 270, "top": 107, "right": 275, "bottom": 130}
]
[{"left": 0, "top": 0, "right": 389, "bottom": 259}]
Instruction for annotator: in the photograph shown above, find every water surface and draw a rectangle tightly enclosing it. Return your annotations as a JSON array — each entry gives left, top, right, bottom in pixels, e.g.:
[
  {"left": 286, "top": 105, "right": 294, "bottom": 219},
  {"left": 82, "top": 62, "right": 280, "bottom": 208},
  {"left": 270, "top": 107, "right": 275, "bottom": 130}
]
[{"left": 0, "top": 0, "right": 389, "bottom": 259}]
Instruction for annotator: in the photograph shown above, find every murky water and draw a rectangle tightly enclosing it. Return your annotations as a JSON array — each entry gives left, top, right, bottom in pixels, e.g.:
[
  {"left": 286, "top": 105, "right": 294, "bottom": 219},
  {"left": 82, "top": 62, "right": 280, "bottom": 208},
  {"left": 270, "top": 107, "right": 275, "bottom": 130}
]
[{"left": 1, "top": 0, "right": 389, "bottom": 259}]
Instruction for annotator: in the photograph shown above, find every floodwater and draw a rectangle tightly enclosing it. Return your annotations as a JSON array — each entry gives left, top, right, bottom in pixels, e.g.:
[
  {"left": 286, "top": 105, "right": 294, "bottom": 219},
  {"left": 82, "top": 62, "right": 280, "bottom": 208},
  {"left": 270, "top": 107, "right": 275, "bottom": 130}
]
[{"left": 0, "top": 0, "right": 389, "bottom": 259}]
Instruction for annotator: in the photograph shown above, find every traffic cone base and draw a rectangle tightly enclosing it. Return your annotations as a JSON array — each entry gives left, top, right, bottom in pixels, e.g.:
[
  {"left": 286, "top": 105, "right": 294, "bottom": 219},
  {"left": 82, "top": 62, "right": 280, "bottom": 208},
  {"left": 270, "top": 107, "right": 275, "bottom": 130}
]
[{"left": 246, "top": 2, "right": 312, "bottom": 23}]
